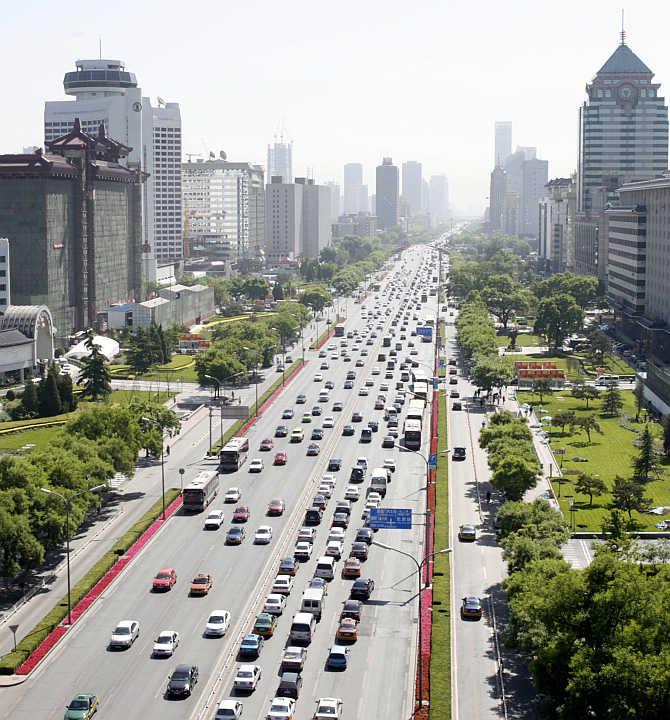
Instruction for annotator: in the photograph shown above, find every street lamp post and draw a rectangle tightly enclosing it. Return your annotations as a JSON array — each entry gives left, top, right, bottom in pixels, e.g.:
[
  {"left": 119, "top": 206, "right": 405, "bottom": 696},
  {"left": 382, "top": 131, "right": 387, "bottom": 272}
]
[
  {"left": 373, "top": 541, "right": 452, "bottom": 709},
  {"left": 40, "top": 483, "right": 106, "bottom": 625},
  {"left": 141, "top": 417, "right": 166, "bottom": 519}
]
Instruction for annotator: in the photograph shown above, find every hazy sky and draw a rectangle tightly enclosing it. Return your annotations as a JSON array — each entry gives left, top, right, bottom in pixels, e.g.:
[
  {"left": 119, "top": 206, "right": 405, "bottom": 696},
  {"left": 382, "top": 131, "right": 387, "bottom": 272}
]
[{"left": 4, "top": 0, "right": 670, "bottom": 215}]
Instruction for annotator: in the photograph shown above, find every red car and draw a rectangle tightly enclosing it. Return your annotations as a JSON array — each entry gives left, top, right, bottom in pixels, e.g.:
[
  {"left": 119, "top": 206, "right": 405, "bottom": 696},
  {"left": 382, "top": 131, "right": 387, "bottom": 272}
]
[
  {"left": 267, "top": 498, "right": 286, "bottom": 516},
  {"left": 274, "top": 451, "right": 288, "bottom": 466},
  {"left": 233, "top": 505, "right": 250, "bottom": 522},
  {"left": 260, "top": 438, "right": 274, "bottom": 451},
  {"left": 152, "top": 567, "right": 177, "bottom": 592}
]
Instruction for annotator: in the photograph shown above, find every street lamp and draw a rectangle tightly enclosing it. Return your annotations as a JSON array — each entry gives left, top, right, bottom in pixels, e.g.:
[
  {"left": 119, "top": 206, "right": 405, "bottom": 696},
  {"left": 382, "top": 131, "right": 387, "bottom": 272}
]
[
  {"left": 141, "top": 416, "right": 166, "bottom": 520},
  {"left": 40, "top": 483, "right": 106, "bottom": 625},
  {"left": 205, "top": 371, "right": 247, "bottom": 444},
  {"left": 373, "top": 541, "right": 452, "bottom": 709}
]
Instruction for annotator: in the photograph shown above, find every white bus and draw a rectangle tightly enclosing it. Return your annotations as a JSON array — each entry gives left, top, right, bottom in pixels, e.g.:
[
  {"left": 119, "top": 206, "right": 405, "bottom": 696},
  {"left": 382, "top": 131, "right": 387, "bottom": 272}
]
[
  {"left": 406, "top": 398, "right": 426, "bottom": 422},
  {"left": 183, "top": 470, "right": 219, "bottom": 512},
  {"left": 403, "top": 418, "right": 422, "bottom": 450},
  {"left": 219, "top": 436, "right": 250, "bottom": 472}
]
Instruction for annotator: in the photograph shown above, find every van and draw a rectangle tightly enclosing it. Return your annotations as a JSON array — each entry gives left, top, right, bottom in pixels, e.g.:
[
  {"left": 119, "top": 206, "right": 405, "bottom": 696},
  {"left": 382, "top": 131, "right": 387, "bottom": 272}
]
[
  {"left": 370, "top": 468, "right": 389, "bottom": 497},
  {"left": 301, "top": 588, "right": 325, "bottom": 620},
  {"left": 318, "top": 389, "right": 330, "bottom": 402},
  {"left": 314, "top": 556, "right": 335, "bottom": 581},
  {"left": 377, "top": 353, "right": 386, "bottom": 362},
  {"left": 289, "top": 612, "right": 317, "bottom": 643}
]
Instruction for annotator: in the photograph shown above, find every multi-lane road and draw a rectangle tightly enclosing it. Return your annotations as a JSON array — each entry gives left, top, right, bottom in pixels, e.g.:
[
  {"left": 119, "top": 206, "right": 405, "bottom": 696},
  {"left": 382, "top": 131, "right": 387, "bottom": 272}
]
[{"left": 3, "top": 246, "right": 439, "bottom": 720}]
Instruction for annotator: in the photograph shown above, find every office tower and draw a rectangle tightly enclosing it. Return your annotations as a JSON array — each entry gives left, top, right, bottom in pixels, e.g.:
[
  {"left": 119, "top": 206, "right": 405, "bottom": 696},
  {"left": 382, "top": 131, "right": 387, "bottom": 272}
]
[
  {"left": 343, "top": 163, "right": 363, "bottom": 212},
  {"left": 402, "top": 161, "right": 422, "bottom": 215},
  {"left": 502, "top": 148, "right": 547, "bottom": 237},
  {"left": 488, "top": 166, "right": 507, "bottom": 232},
  {"left": 267, "top": 133, "right": 293, "bottom": 183},
  {"left": 494, "top": 121, "right": 512, "bottom": 166},
  {"left": 182, "top": 158, "right": 265, "bottom": 262},
  {"left": 299, "top": 178, "right": 332, "bottom": 259},
  {"left": 421, "top": 179, "right": 430, "bottom": 214},
  {"left": 538, "top": 178, "right": 576, "bottom": 272},
  {"left": 375, "top": 157, "right": 399, "bottom": 230},
  {"left": 358, "top": 185, "right": 369, "bottom": 213},
  {"left": 521, "top": 157, "right": 549, "bottom": 236},
  {"left": 0, "top": 123, "right": 144, "bottom": 339},
  {"left": 44, "top": 58, "right": 182, "bottom": 265},
  {"left": 324, "top": 181, "right": 341, "bottom": 221},
  {"left": 429, "top": 174, "right": 450, "bottom": 227}
]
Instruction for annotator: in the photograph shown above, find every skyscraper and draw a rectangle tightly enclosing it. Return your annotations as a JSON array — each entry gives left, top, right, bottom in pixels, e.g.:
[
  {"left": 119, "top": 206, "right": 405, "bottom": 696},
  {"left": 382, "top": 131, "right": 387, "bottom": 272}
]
[
  {"left": 375, "top": 158, "right": 399, "bottom": 230},
  {"left": 343, "top": 163, "right": 363, "bottom": 212},
  {"left": 429, "top": 174, "right": 449, "bottom": 227},
  {"left": 44, "top": 58, "right": 182, "bottom": 266},
  {"left": 494, "top": 121, "right": 512, "bottom": 166},
  {"left": 402, "top": 161, "right": 422, "bottom": 215},
  {"left": 267, "top": 133, "right": 293, "bottom": 183}
]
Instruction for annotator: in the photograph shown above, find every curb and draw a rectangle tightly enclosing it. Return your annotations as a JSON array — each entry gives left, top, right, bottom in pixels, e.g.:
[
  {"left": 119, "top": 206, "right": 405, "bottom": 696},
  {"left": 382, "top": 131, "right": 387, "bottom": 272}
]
[{"left": 13, "top": 493, "right": 183, "bottom": 676}]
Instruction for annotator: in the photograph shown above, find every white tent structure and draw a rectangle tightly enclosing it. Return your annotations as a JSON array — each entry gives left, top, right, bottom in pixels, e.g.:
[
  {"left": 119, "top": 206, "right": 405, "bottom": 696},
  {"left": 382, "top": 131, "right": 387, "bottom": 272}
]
[{"left": 66, "top": 335, "right": 120, "bottom": 362}]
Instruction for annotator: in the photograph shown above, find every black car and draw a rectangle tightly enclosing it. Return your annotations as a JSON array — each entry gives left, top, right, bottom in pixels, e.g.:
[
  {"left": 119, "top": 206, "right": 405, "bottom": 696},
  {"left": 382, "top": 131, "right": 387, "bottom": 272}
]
[
  {"left": 351, "top": 578, "right": 375, "bottom": 600},
  {"left": 351, "top": 412, "right": 363, "bottom": 423},
  {"left": 275, "top": 425, "right": 289, "bottom": 438},
  {"left": 332, "top": 512, "right": 349, "bottom": 529},
  {"left": 368, "top": 420, "right": 379, "bottom": 432},
  {"left": 350, "top": 542, "right": 369, "bottom": 560},
  {"left": 349, "top": 467, "right": 365, "bottom": 483},
  {"left": 452, "top": 401, "right": 462, "bottom": 411},
  {"left": 276, "top": 671, "right": 303, "bottom": 699},
  {"left": 305, "top": 507, "right": 323, "bottom": 525},
  {"left": 355, "top": 527, "right": 374, "bottom": 545},
  {"left": 311, "top": 406, "right": 322, "bottom": 416},
  {"left": 342, "top": 425, "right": 355, "bottom": 437},
  {"left": 328, "top": 458, "right": 342, "bottom": 471},
  {"left": 360, "top": 428, "right": 372, "bottom": 443},
  {"left": 166, "top": 663, "right": 199, "bottom": 698},
  {"left": 333, "top": 401, "right": 344, "bottom": 412},
  {"left": 343, "top": 380, "right": 354, "bottom": 389},
  {"left": 453, "top": 446, "right": 466, "bottom": 460},
  {"left": 382, "top": 435, "right": 395, "bottom": 448},
  {"left": 340, "top": 599, "right": 362, "bottom": 622},
  {"left": 311, "top": 428, "right": 324, "bottom": 440}
]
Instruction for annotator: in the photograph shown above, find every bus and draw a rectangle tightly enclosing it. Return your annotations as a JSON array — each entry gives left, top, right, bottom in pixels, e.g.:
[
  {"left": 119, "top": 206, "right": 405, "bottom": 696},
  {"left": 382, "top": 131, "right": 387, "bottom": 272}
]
[
  {"left": 183, "top": 470, "right": 220, "bottom": 512},
  {"left": 403, "top": 418, "right": 422, "bottom": 450},
  {"left": 334, "top": 325, "right": 345, "bottom": 337},
  {"left": 406, "top": 398, "right": 426, "bottom": 422},
  {"left": 412, "top": 380, "right": 430, "bottom": 401},
  {"left": 219, "top": 436, "right": 250, "bottom": 472}
]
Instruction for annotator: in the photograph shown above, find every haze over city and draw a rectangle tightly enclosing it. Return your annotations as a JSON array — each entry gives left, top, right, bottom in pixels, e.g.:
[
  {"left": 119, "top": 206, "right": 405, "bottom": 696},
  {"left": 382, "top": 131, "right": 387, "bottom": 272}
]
[{"left": 3, "top": 0, "right": 669, "bottom": 215}]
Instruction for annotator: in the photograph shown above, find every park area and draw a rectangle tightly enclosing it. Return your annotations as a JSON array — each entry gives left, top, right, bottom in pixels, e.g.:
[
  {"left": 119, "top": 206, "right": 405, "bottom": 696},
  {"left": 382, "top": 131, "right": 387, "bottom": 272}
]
[{"left": 517, "top": 388, "right": 670, "bottom": 531}]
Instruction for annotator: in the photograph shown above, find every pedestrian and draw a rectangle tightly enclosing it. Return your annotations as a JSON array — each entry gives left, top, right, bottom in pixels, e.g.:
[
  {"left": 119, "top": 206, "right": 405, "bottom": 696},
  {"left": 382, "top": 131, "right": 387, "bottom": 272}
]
[
  {"left": 486, "top": 491, "right": 491, "bottom": 504},
  {"left": 166, "top": 445, "right": 170, "bottom": 456}
]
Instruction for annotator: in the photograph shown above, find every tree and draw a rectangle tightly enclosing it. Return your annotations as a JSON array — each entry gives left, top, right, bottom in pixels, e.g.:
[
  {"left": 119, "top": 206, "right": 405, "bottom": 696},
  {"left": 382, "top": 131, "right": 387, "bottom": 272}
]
[
  {"left": 195, "top": 349, "right": 247, "bottom": 394},
  {"left": 586, "top": 328, "right": 612, "bottom": 363},
  {"left": 601, "top": 384, "right": 624, "bottom": 418},
  {"left": 663, "top": 415, "right": 670, "bottom": 459},
  {"left": 272, "top": 281, "right": 284, "bottom": 301},
  {"left": 531, "top": 378, "right": 552, "bottom": 404},
  {"left": 0, "top": 506, "right": 45, "bottom": 576},
  {"left": 631, "top": 425, "right": 661, "bottom": 483},
  {"left": 571, "top": 381, "right": 600, "bottom": 409},
  {"left": 483, "top": 275, "right": 531, "bottom": 328},
  {"left": 633, "top": 379, "right": 645, "bottom": 422},
  {"left": 611, "top": 475, "right": 650, "bottom": 519},
  {"left": 501, "top": 534, "right": 564, "bottom": 573},
  {"left": 57, "top": 372, "right": 76, "bottom": 412},
  {"left": 571, "top": 415, "right": 602, "bottom": 444},
  {"left": 125, "top": 326, "right": 153, "bottom": 375},
  {"left": 534, "top": 293, "right": 583, "bottom": 349},
  {"left": 490, "top": 455, "right": 539, "bottom": 500},
  {"left": 574, "top": 473, "right": 607, "bottom": 507},
  {"left": 300, "top": 286, "right": 332, "bottom": 314},
  {"left": 78, "top": 332, "right": 112, "bottom": 402},
  {"left": 241, "top": 277, "right": 270, "bottom": 301},
  {"left": 471, "top": 355, "right": 514, "bottom": 395},
  {"left": 38, "top": 365, "right": 62, "bottom": 417},
  {"left": 20, "top": 378, "right": 39, "bottom": 416},
  {"left": 553, "top": 409, "right": 576, "bottom": 434},
  {"left": 600, "top": 509, "right": 634, "bottom": 555},
  {"left": 495, "top": 498, "right": 570, "bottom": 546}
]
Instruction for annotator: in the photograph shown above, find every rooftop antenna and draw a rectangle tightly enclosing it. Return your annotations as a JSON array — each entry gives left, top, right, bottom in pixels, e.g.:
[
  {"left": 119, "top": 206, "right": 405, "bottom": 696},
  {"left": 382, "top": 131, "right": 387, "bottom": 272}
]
[
  {"left": 98, "top": 36, "right": 102, "bottom": 59},
  {"left": 620, "top": 8, "right": 626, "bottom": 45}
]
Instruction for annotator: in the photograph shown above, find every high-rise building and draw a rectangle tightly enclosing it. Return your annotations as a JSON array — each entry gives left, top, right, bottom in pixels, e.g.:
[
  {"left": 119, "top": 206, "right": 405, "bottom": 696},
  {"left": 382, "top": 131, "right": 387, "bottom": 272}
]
[
  {"left": 267, "top": 134, "right": 293, "bottom": 184},
  {"left": 494, "top": 121, "right": 512, "bottom": 166},
  {"left": 429, "top": 174, "right": 450, "bottom": 227},
  {"left": 375, "top": 157, "right": 399, "bottom": 230},
  {"left": 488, "top": 166, "right": 507, "bottom": 232},
  {"left": 343, "top": 163, "right": 363, "bottom": 213},
  {"left": 538, "top": 177, "right": 576, "bottom": 273},
  {"left": 298, "top": 178, "right": 332, "bottom": 259},
  {"left": 324, "top": 181, "right": 341, "bottom": 221},
  {"left": 358, "top": 185, "right": 369, "bottom": 213},
  {"left": 402, "top": 161, "right": 422, "bottom": 215},
  {"left": 182, "top": 159, "right": 265, "bottom": 262},
  {"left": 521, "top": 158, "right": 549, "bottom": 236},
  {"left": 44, "top": 58, "right": 182, "bottom": 266},
  {"left": 501, "top": 148, "right": 548, "bottom": 237}
]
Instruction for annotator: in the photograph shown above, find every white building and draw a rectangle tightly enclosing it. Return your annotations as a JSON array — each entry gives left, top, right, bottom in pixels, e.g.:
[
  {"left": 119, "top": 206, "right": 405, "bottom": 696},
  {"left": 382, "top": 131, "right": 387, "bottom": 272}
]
[
  {"left": 343, "top": 162, "right": 363, "bottom": 213},
  {"left": 44, "top": 58, "right": 182, "bottom": 267},
  {"left": 267, "top": 134, "right": 292, "bottom": 183},
  {"left": 429, "top": 174, "right": 450, "bottom": 227}
]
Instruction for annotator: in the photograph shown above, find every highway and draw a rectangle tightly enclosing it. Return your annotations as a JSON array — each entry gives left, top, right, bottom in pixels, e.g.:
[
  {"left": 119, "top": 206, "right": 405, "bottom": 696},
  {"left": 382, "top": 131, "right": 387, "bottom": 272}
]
[{"left": 3, "top": 246, "right": 436, "bottom": 720}]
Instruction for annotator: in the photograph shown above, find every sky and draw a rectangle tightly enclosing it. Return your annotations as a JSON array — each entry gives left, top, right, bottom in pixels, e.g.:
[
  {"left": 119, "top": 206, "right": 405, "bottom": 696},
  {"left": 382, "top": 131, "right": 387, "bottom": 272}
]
[{"left": 4, "top": 0, "right": 670, "bottom": 216}]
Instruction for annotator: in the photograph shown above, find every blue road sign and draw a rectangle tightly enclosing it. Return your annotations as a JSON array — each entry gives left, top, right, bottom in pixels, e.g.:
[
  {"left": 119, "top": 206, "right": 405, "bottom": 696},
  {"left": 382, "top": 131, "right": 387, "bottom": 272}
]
[
  {"left": 416, "top": 326, "right": 433, "bottom": 337},
  {"left": 428, "top": 452, "right": 437, "bottom": 470},
  {"left": 368, "top": 508, "right": 412, "bottom": 530},
  {"left": 439, "top": 358, "right": 446, "bottom": 368},
  {"left": 432, "top": 377, "right": 439, "bottom": 389}
]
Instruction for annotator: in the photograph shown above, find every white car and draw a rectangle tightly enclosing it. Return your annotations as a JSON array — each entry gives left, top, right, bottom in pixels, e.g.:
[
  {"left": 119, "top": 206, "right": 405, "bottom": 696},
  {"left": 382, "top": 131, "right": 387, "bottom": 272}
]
[
  {"left": 272, "top": 574, "right": 294, "bottom": 595},
  {"left": 249, "top": 459, "right": 264, "bottom": 473},
  {"left": 224, "top": 487, "right": 241, "bottom": 503},
  {"left": 205, "top": 610, "right": 231, "bottom": 637},
  {"left": 383, "top": 458, "right": 396, "bottom": 472},
  {"left": 361, "top": 349, "right": 368, "bottom": 356},
  {"left": 266, "top": 697, "right": 296, "bottom": 719},
  {"left": 323, "top": 417, "right": 335, "bottom": 428},
  {"left": 204, "top": 510, "right": 224, "bottom": 530},
  {"left": 365, "top": 378, "right": 374, "bottom": 387},
  {"left": 371, "top": 367, "right": 381, "bottom": 375},
  {"left": 254, "top": 525, "right": 273, "bottom": 544},
  {"left": 325, "top": 540, "right": 343, "bottom": 559},
  {"left": 294, "top": 541, "right": 313, "bottom": 561},
  {"left": 318, "top": 483, "right": 333, "bottom": 498},
  {"left": 152, "top": 630, "right": 179, "bottom": 657},
  {"left": 320, "top": 362, "right": 329, "bottom": 369},
  {"left": 234, "top": 663, "right": 262, "bottom": 692},
  {"left": 313, "top": 698, "right": 343, "bottom": 720},
  {"left": 109, "top": 619, "right": 140, "bottom": 649},
  {"left": 344, "top": 485, "right": 360, "bottom": 502},
  {"left": 214, "top": 700, "right": 244, "bottom": 719},
  {"left": 263, "top": 593, "right": 287, "bottom": 615},
  {"left": 328, "top": 527, "right": 345, "bottom": 543},
  {"left": 297, "top": 526, "right": 316, "bottom": 543},
  {"left": 380, "top": 383, "right": 389, "bottom": 391},
  {"left": 314, "top": 373, "right": 324, "bottom": 382},
  {"left": 356, "top": 456, "right": 369, "bottom": 470},
  {"left": 358, "top": 387, "right": 369, "bottom": 396},
  {"left": 367, "top": 491, "right": 382, "bottom": 504}
]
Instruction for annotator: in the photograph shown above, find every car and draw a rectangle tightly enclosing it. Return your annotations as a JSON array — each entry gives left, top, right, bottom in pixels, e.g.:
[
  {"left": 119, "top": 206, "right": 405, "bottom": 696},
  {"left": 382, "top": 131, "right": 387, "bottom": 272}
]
[
  {"left": 274, "top": 451, "right": 288, "bottom": 466},
  {"left": 371, "top": 366, "right": 380, "bottom": 375},
  {"left": 342, "top": 425, "right": 355, "bottom": 436},
  {"left": 383, "top": 458, "right": 396, "bottom": 473},
  {"left": 344, "top": 485, "right": 360, "bottom": 501},
  {"left": 461, "top": 595, "right": 483, "bottom": 619},
  {"left": 152, "top": 629, "right": 180, "bottom": 657},
  {"left": 355, "top": 359, "right": 364, "bottom": 367},
  {"left": 224, "top": 487, "right": 242, "bottom": 503},
  {"left": 215, "top": 700, "right": 244, "bottom": 719},
  {"left": 320, "top": 361, "right": 329, "bottom": 370},
  {"left": 316, "top": 482, "right": 332, "bottom": 499},
  {"left": 290, "top": 428, "right": 304, "bottom": 442},
  {"left": 382, "top": 435, "right": 395, "bottom": 448},
  {"left": 152, "top": 567, "right": 177, "bottom": 591},
  {"left": 109, "top": 619, "right": 140, "bottom": 649},
  {"left": 323, "top": 416, "right": 335, "bottom": 428},
  {"left": 366, "top": 491, "right": 382, "bottom": 505},
  {"left": 358, "top": 387, "right": 369, "bottom": 396},
  {"left": 327, "top": 526, "right": 346, "bottom": 542},
  {"left": 233, "top": 505, "right": 250, "bottom": 522},
  {"left": 301, "top": 413, "right": 312, "bottom": 423},
  {"left": 255, "top": 525, "right": 274, "bottom": 544},
  {"left": 380, "top": 382, "right": 389, "bottom": 391},
  {"left": 449, "top": 377, "right": 458, "bottom": 385},
  {"left": 253, "top": 612, "right": 277, "bottom": 637},
  {"left": 239, "top": 633, "right": 264, "bottom": 659},
  {"left": 294, "top": 541, "right": 313, "bottom": 561},
  {"left": 190, "top": 574, "right": 214, "bottom": 595},
  {"left": 342, "top": 557, "right": 361, "bottom": 578},
  {"left": 272, "top": 574, "right": 294, "bottom": 595},
  {"left": 260, "top": 438, "right": 274, "bottom": 451},
  {"left": 326, "top": 644, "right": 350, "bottom": 671},
  {"left": 305, "top": 507, "right": 323, "bottom": 525},
  {"left": 349, "top": 466, "right": 365, "bottom": 483},
  {"left": 326, "top": 540, "right": 344, "bottom": 559},
  {"left": 281, "top": 646, "right": 307, "bottom": 673},
  {"left": 282, "top": 409, "right": 294, "bottom": 419},
  {"left": 350, "top": 542, "right": 369, "bottom": 560},
  {"left": 314, "top": 373, "right": 324, "bottom": 382},
  {"left": 333, "top": 401, "right": 344, "bottom": 411},
  {"left": 343, "top": 380, "right": 354, "bottom": 389},
  {"left": 266, "top": 697, "right": 296, "bottom": 720},
  {"left": 226, "top": 527, "right": 246, "bottom": 545},
  {"left": 319, "top": 350, "right": 327, "bottom": 358},
  {"left": 264, "top": 593, "right": 287, "bottom": 615},
  {"left": 355, "top": 527, "right": 374, "bottom": 544},
  {"left": 297, "top": 526, "right": 317, "bottom": 543},
  {"left": 350, "top": 577, "right": 375, "bottom": 600},
  {"left": 458, "top": 524, "right": 477, "bottom": 542},
  {"left": 336, "top": 617, "right": 359, "bottom": 642},
  {"left": 331, "top": 512, "right": 349, "bottom": 529},
  {"left": 308, "top": 576, "right": 329, "bottom": 595},
  {"left": 452, "top": 446, "right": 467, "bottom": 461},
  {"left": 410, "top": 349, "right": 418, "bottom": 356},
  {"left": 375, "top": 398, "right": 385, "bottom": 410},
  {"left": 312, "top": 493, "right": 327, "bottom": 510},
  {"left": 328, "top": 458, "right": 342, "bottom": 471},
  {"left": 452, "top": 401, "right": 462, "bottom": 411},
  {"left": 365, "top": 378, "right": 374, "bottom": 387},
  {"left": 311, "top": 427, "right": 324, "bottom": 440},
  {"left": 279, "top": 556, "right": 298, "bottom": 575},
  {"left": 296, "top": 394, "right": 307, "bottom": 404},
  {"left": 64, "top": 694, "right": 99, "bottom": 720},
  {"left": 268, "top": 498, "right": 286, "bottom": 515},
  {"left": 325, "top": 379, "right": 335, "bottom": 389},
  {"left": 306, "top": 443, "right": 320, "bottom": 456},
  {"left": 166, "top": 663, "right": 199, "bottom": 698},
  {"left": 233, "top": 663, "right": 262, "bottom": 692},
  {"left": 313, "top": 698, "right": 343, "bottom": 720},
  {"left": 360, "top": 428, "right": 372, "bottom": 443},
  {"left": 204, "top": 509, "right": 224, "bottom": 530},
  {"left": 450, "top": 389, "right": 460, "bottom": 398},
  {"left": 249, "top": 458, "right": 264, "bottom": 473},
  {"left": 368, "top": 420, "right": 379, "bottom": 432},
  {"left": 351, "top": 412, "right": 363, "bottom": 423},
  {"left": 275, "top": 425, "right": 289, "bottom": 438},
  {"left": 340, "top": 599, "right": 362, "bottom": 622},
  {"left": 205, "top": 610, "right": 231, "bottom": 637}
]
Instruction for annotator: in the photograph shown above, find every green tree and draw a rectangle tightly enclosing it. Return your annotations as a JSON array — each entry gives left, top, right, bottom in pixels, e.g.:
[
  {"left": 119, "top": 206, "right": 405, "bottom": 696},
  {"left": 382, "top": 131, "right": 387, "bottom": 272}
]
[
  {"left": 132, "top": 400, "right": 180, "bottom": 457},
  {"left": 195, "top": 349, "right": 247, "bottom": 394},
  {"left": 300, "top": 286, "right": 332, "bottom": 314},
  {"left": 242, "top": 276, "right": 270, "bottom": 301},
  {"left": 483, "top": 274, "right": 532, "bottom": 329},
  {"left": 571, "top": 381, "right": 600, "bottom": 409},
  {"left": 501, "top": 534, "right": 564, "bottom": 573},
  {"left": 38, "top": 365, "right": 62, "bottom": 417},
  {"left": 632, "top": 425, "right": 661, "bottom": 483},
  {"left": 586, "top": 328, "right": 612, "bottom": 363},
  {"left": 611, "top": 475, "right": 650, "bottom": 519},
  {"left": 571, "top": 415, "right": 603, "bottom": 444},
  {"left": 490, "top": 455, "right": 539, "bottom": 500},
  {"left": 57, "top": 371, "right": 76, "bottom": 412},
  {"left": 272, "top": 281, "right": 284, "bottom": 301},
  {"left": 633, "top": 379, "right": 645, "bottom": 422},
  {"left": 495, "top": 498, "right": 570, "bottom": 545},
  {"left": 600, "top": 509, "right": 634, "bottom": 556},
  {"left": 125, "top": 326, "right": 153, "bottom": 375},
  {"left": 21, "top": 378, "right": 39, "bottom": 416},
  {"left": 0, "top": 506, "right": 45, "bottom": 576},
  {"left": 601, "top": 384, "right": 624, "bottom": 417},
  {"left": 553, "top": 409, "right": 576, "bottom": 434},
  {"left": 574, "top": 473, "right": 607, "bottom": 507},
  {"left": 534, "top": 293, "right": 583, "bottom": 348},
  {"left": 471, "top": 355, "right": 514, "bottom": 394},
  {"left": 531, "top": 378, "right": 552, "bottom": 404},
  {"left": 78, "top": 332, "right": 112, "bottom": 402}
]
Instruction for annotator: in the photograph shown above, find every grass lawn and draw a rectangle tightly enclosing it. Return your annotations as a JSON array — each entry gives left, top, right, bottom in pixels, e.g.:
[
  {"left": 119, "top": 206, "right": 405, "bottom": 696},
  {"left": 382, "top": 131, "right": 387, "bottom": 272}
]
[
  {"left": 497, "top": 333, "right": 546, "bottom": 348},
  {"left": 518, "top": 389, "right": 670, "bottom": 530},
  {"left": 111, "top": 355, "right": 199, "bottom": 382}
]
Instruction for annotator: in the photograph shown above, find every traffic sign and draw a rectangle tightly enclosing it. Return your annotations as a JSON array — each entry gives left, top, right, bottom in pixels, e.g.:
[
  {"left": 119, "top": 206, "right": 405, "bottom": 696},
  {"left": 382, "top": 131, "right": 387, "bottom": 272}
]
[
  {"left": 439, "top": 358, "right": 446, "bottom": 368},
  {"left": 432, "top": 377, "right": 439, "bottom": 389},
  {"left": 368, "top": 508, "right": 412, "bottom": 530},
  {"left": 416, "top": 326, "right": 433, "bottom": 337},
  {"left": 428, "top": 453, "right": 437, "bottom": 470}
]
